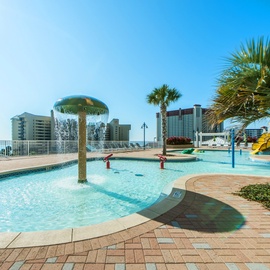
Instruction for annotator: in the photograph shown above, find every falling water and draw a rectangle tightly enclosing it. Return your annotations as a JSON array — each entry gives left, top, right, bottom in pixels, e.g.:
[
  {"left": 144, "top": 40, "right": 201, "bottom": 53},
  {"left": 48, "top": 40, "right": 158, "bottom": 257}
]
[{"left": 53, "top": 109, "right": 109, "bottom": 155}]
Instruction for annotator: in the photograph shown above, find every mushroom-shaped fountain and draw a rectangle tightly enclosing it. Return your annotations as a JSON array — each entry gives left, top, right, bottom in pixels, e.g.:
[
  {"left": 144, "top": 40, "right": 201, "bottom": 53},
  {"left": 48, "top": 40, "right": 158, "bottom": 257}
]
[{"left": 53, "top": 95, "right": 109, "bottom": 183}]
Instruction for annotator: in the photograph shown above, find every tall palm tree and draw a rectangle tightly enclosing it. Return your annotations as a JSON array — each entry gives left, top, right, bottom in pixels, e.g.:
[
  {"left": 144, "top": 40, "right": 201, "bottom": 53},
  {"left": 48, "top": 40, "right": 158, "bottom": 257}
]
[
  {"left": 147, "top": 84, "right": 182, "bottom": 155},
  {"left": 207, "top": 37, "right": 270, "bottom": 129}
]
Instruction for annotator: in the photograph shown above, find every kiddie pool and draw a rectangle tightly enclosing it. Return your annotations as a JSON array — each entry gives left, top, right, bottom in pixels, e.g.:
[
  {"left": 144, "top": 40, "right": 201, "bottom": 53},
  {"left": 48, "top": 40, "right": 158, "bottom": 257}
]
[{"left": 0, "top": 150, "right": 269, "bottom": 234}]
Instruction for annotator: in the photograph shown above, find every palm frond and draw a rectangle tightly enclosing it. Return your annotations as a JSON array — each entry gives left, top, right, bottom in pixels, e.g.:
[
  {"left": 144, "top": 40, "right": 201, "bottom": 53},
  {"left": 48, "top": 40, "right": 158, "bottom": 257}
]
[{"left": 207, "top": 36, "right": 270, "bottom": 128}]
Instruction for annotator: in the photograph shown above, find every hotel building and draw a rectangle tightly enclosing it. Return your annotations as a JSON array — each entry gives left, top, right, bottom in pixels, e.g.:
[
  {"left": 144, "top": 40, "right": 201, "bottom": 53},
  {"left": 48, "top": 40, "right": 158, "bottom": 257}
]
[
  {"left": 156, "top": 104, "right": 224, "bottom": 141},
  {"left": 11, "top": 112, "right": 131, "bottom": 142},
  {"left": 11, "top": 112, "right": 52, "bottom": 141}
]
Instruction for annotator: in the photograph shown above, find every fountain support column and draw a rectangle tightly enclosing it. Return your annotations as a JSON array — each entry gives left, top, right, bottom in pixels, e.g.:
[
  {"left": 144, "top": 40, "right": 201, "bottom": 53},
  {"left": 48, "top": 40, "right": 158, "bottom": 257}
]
[{"left": 78, "top": 111, "right": 87, "bottom": 183}]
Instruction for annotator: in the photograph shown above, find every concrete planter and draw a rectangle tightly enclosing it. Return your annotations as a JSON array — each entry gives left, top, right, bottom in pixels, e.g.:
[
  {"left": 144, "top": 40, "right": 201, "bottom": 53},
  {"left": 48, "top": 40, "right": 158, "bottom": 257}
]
[{"left": 166, "top": 144, "right": 194, "bottom": 149}]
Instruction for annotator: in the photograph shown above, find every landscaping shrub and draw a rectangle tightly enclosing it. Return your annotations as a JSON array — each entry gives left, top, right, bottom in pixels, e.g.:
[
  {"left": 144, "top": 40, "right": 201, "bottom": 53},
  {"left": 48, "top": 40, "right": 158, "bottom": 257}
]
[
  {"left": 235, "top": 183, "right": 270, "bottom": 209},
  {"left": 247, "top": 136, "right": 257, "bottom": 143},
  {"left": 166, "top": 136, "right": 192, "bottom": 145}
]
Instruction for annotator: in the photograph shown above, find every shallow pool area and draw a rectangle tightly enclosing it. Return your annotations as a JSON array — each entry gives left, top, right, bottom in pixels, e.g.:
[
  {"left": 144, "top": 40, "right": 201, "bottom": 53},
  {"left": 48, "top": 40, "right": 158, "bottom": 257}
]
[
  {"left": 0, "top": 150, "right": 269, "bottom": 233},
  {"left": 0, "top": 160, "right": 180, "bottom": 232}
]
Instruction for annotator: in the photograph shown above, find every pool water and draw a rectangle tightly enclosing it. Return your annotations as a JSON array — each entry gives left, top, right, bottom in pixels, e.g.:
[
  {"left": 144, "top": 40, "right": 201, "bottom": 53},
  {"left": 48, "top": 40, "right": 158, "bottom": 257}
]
[
  {"left": 191, "top": 149, "right": 270, "bottom": 175},
  {"left": 0, "top": 150, "right": 269, "bottom": 232}
]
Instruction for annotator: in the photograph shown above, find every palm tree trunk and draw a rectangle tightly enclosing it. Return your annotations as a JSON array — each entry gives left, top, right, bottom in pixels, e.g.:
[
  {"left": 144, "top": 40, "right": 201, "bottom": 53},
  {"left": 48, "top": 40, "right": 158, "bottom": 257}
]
[{"left": 161, "top": 104, "right": 167, "bottom": 155}]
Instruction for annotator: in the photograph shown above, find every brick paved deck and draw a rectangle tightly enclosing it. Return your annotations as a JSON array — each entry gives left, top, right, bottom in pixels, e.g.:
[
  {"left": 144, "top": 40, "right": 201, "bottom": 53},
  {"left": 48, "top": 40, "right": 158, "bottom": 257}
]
[{"left": 0, "top": 149, "right": 270, "bottom": 269}]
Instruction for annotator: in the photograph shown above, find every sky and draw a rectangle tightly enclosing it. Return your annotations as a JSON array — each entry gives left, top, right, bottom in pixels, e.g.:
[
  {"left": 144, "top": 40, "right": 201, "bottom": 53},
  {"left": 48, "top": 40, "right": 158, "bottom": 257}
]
[{"left": 1, "top": 0, "right": 270, "bottom": 141}]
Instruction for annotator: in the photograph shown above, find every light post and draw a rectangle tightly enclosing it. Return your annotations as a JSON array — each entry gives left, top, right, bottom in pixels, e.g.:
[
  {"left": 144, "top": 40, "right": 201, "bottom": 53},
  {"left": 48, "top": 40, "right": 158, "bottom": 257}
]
[
  {"left": 231, "top": 129, "right": 235, "bottom": 168},
  {"left": 141, "top": 122, "right": 148, "bottom": 150}
]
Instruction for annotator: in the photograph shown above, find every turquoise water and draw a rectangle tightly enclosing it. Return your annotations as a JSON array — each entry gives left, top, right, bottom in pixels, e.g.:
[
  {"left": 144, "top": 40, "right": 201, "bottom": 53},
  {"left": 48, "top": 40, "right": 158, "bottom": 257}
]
[
  {"left": 0, "top": 150, "right": 269, "bottom": 232},
  {"left": 190, "top": 149, "right": 270, "bottom": 175}
]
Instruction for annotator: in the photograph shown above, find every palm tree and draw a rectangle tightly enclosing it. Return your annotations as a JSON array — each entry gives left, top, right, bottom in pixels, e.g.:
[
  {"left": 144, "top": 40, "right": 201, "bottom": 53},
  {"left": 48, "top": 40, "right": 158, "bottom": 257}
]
[
  {"left": 146, "top": 84, "right": 182, "bottom": 155},
  {"left": 207, "top": 37, "right": 270, "bottom": 129}
]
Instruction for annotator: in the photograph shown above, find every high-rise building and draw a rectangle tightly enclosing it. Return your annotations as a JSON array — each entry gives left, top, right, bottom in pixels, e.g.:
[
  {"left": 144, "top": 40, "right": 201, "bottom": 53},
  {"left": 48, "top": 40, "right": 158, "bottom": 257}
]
[
  {"left": 105, "top": 119, "right": 131, "bottom": 141},
  {"left": 11, "top": 112, "right": 131, "bottom": 142},
  {"left": 11, "top": 112, "right": 52, "bottom": 140},
  {"left": 156, "top": 104, "right": 224, "bottom": 141}
]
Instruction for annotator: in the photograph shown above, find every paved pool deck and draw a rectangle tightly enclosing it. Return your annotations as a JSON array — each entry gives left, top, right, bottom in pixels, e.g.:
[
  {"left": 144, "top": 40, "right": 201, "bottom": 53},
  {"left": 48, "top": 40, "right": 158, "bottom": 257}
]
[{"left": 0, "top": 148, "right": 270, "bottom": 269}]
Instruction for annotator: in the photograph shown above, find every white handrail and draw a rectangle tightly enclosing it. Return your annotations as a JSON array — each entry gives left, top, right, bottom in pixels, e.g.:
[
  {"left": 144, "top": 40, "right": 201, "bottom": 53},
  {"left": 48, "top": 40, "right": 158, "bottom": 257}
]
[{"left": 0, "top": 140, "right": 163, "bottom": 156}]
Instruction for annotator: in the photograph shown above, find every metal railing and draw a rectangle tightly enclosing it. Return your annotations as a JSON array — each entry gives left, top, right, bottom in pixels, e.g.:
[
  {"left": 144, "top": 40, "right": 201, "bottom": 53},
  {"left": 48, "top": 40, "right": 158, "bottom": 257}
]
[{"left": 0, "top": 140, "right": 162, "bottom": 157}]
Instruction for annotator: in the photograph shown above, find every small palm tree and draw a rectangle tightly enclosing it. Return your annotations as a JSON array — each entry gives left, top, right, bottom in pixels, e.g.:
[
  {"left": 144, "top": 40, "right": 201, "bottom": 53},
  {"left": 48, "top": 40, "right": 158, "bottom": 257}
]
[{"left": 146, "top": 84, "right": 182, "bottom": 155}]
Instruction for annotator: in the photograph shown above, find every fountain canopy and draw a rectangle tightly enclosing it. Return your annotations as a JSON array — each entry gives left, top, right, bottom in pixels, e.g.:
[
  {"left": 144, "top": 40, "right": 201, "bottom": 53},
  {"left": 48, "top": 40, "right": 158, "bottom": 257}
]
[{"left": 53, "top": 95, "right": 109, "bottom": 115}]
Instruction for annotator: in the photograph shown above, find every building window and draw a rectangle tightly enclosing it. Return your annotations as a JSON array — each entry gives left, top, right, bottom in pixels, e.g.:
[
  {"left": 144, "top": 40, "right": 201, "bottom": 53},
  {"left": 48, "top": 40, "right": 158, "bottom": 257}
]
[{"left": 196, "top": 107, "right": 200, "bottom": 117}]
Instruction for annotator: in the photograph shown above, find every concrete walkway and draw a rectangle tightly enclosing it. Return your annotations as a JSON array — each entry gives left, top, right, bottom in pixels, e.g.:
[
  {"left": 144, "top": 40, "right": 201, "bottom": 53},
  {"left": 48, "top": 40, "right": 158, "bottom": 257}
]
[{"left": 0, "top": 149, "right": 270, "bottom": 269}]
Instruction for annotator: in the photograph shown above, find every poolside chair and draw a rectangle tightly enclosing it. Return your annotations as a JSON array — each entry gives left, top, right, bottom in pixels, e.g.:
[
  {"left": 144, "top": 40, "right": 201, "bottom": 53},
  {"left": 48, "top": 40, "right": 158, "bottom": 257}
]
[
  {"left": 135, "top": 143, "right": 142, "bottom": 149},
  {"left": 130, "top": 143, "right": 137, "bottom": 150},
  {"left": 123, "top": 143, "right": 132, "bottom": 151},
  {"left": 112, "top": 142, "right": 122, "bottom": 152}
]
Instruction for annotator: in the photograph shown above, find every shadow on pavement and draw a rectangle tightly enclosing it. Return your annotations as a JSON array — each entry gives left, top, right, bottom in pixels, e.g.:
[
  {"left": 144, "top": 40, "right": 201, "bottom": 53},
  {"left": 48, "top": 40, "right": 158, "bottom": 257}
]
[{"left": 156, "top": 189, "right": 245, "bottom": 233}]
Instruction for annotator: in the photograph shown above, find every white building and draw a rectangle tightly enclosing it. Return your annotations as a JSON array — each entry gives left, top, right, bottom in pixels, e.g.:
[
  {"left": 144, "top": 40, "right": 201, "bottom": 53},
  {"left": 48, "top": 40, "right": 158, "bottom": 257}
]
[
  {"left": 11, "top": 112, "right": 131, "bottom": 142},
  {"left": 105, "top": 119, "right": 131, "bottom": 141},
  {"left": 11, "top": 112, "right": 52, "bottom": 141}
]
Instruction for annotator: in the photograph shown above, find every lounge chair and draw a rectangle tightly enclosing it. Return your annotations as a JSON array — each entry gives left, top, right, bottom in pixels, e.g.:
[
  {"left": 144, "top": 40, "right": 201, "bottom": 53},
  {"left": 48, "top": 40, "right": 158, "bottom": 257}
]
[
  {"left": 135, "top": 143, "right": 142, "bottom": 149},
  {"left": 130, "top": 143, "right": 136, "bottom": 149}
]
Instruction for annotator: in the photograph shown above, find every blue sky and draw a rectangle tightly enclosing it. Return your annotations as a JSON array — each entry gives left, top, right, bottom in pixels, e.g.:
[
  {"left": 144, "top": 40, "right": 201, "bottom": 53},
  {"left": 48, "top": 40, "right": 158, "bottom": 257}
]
[{"left": 1, "top": 0, "right": 270, "bottom": 141}]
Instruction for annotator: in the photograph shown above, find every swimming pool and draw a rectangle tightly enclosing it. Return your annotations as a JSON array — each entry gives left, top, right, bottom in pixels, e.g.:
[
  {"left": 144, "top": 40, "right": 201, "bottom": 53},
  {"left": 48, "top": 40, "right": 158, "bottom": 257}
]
[{"left": 0, "top": 150, "right": 269, "bottom": 232}]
